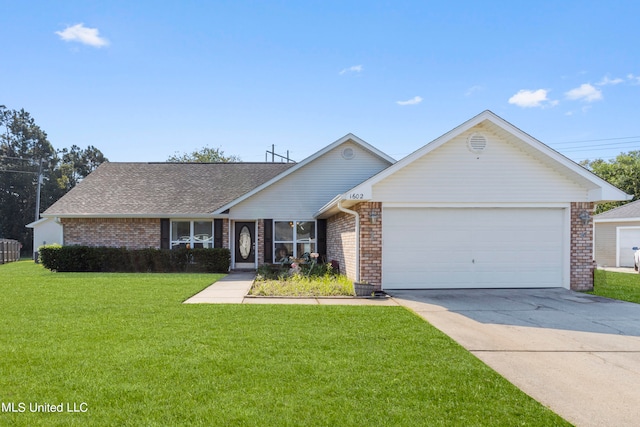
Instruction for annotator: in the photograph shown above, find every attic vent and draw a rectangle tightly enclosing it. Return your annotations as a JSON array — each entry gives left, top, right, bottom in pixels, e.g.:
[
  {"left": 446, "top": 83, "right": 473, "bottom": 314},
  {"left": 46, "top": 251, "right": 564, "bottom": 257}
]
[
  {"left": 342, "top": 147, "right": 355, "bottom": 160},
  {"left": 467, "top": 133, "right": 488, "bottom": 154}
]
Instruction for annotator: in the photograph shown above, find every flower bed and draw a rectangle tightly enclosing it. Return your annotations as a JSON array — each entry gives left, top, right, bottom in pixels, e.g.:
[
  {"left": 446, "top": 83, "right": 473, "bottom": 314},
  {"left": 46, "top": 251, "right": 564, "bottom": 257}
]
[{"left": 250, "top": 259, "right": 354, "bottom": 296}]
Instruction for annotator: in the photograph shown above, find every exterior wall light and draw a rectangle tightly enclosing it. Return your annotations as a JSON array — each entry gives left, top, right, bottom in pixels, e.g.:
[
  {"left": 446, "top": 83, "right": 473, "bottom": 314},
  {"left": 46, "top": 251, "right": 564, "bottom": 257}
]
[
  {"left": 578, "top": 210, "right": 591, "bottom": 226},
  {"left": 369, "top": 212, "right": 379, "bottom": 224}
]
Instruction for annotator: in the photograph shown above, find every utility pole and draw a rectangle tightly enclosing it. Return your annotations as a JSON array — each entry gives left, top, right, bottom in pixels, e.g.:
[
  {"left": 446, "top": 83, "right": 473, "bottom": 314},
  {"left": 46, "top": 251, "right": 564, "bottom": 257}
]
[
  {"left": 34, "top": 159, "right": 43, "bottom": 222},
  {"left": 265, "top": 145, "right": 295, "bottom": 163}
]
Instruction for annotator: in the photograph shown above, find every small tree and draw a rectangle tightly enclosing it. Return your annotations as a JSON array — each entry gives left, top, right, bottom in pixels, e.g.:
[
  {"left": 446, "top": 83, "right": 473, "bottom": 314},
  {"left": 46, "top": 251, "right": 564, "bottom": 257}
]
[
  {"left": 167, "top": 146, "right": 240, "bottom": 163},
  {"left": 581, "top": 151, "right": 640, "bottom": 213}
]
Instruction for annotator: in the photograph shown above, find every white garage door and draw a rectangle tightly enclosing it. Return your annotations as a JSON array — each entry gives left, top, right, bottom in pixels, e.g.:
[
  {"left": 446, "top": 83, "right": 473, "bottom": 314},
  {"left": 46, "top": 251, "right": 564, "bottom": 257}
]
[
  {"left": 382, "top": 208, "right": 565, "bottom": 289},
  {"left": 617, "top": 227, "right": 640, "bottom": 267}
]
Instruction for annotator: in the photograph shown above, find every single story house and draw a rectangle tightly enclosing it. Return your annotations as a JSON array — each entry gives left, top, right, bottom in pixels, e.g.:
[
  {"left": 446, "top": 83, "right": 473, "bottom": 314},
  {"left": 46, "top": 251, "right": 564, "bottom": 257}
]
[
  {"left": 594, "top": 199, "right": 640, "bottom": 268},
  {"left": 39, "top": 110, "right": 631, "bottom": 290}
]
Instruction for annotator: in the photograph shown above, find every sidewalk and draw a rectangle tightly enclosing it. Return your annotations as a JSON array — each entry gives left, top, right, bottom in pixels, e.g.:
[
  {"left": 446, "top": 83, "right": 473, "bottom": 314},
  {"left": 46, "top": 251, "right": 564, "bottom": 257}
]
[
  {"left": 183, "top": 272, "right": 399, "bottom": 306},
  {"left": 598, "top": 266, "right": 637, "bottom": 274}
]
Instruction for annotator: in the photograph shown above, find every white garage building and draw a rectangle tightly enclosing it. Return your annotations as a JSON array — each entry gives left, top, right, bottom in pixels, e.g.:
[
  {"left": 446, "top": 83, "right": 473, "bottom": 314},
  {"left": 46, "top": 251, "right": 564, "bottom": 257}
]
[{"left": 318, "top": 111, "right": 630, "bottom": 291}]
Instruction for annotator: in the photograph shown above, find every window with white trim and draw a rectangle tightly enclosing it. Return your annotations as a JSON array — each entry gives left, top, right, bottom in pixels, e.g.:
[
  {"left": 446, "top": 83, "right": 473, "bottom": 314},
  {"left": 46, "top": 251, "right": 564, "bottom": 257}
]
[
  {"left": 273, "top": 220, "right": 315, "bottom": 262},
  {"left": 171, "top": 220, "right": 214, "bottom": 249}
]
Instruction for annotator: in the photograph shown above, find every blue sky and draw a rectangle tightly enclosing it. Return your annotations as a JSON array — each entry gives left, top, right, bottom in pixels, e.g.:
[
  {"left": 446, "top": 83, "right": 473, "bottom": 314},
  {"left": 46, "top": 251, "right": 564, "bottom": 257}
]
[{"left": 2, "top": 1, "right": 639, "bottom": 164}]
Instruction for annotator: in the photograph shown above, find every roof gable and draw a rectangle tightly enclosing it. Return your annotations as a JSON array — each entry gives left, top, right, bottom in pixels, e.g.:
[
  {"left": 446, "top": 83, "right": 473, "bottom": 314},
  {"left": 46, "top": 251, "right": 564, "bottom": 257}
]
[
  {"left": 372, "top": 122, "right": 590, "bottom": 203},
  {"left": 339, "top": 110, "right": 630, "bottom": 204},
  {"left": 212, "top": 133, "right": 395, "bottom": 214}
]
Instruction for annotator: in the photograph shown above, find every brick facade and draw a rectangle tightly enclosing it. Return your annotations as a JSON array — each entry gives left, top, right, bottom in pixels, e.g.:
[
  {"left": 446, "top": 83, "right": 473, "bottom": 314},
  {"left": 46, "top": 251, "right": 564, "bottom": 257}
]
[
  {"left": 222, "top": 219, "right": 230, "bottom": 249},
  {"left": 257, "top": 219, "right": 265, "bottom": 265},
  {"left": 61, "top": 218, "right": 232, "bottom": 251},
  {"left": 61, "top": 218, "right": 161, "bottom": 249},
  {"left": 356, "top": 202, "right": 382, "bottom": 289},
  {"left": 570, "top": 202, "right": 595, "bottom": 291},
  {"left": 326, "top": 202, "right": 382, "bottom": 289},
  {"left": 327, "top": 211, "right": 357, "bottom": 281}
]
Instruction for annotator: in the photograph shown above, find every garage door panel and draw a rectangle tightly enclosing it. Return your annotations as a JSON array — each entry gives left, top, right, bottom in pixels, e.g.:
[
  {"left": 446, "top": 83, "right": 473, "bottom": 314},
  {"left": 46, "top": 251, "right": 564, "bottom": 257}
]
[
  {"left": 383, "top": 207, "right": 564, "bottom": 289},
  {"left": 618, "top": 228, "right": 640, "bottom": 267}
]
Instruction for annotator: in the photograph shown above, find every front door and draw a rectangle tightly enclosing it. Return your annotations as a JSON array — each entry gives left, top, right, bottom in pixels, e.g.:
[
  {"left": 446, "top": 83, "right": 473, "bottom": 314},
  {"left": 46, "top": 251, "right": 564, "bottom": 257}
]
[{"left": 235, "top": 222, "right": 255, "bottom": 268}]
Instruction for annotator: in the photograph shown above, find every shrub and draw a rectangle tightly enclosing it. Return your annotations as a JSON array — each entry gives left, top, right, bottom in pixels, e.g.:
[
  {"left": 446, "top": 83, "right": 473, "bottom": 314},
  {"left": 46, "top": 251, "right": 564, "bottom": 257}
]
[
  {"left": 38, "top": 244, "right": 62, "bottom": 270},
  {"left": 39, "top": 245, "right": 230, "bottom": 273},
  {"left": 256, "top": 261, "right": 337, "bottom": 281}
]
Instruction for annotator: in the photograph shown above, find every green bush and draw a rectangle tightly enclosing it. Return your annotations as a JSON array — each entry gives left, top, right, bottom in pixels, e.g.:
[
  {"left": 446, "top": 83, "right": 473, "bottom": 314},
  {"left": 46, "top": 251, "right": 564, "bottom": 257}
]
[
  {"left": 37, "top": 244, "right": 62, "bottom": 269},
  {"left": 39, "top": 245, "right": 230, "bottom": 273}
]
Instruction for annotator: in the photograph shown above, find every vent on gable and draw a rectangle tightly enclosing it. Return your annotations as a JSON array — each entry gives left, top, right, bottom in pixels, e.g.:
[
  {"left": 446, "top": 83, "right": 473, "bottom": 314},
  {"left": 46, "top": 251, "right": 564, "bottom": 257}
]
[
  {"left": 342, "top": 147, "right": 355, "bottom": 160},
  {"left": 467, "top": 133, "right": 488, "bottom": 154}
]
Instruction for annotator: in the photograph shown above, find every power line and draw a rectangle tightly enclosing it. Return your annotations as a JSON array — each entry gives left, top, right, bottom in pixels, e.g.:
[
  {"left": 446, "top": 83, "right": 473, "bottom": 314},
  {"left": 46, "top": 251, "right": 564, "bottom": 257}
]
[
  {"left": 551, "top": 136, "right": 640, "bottom": 146},
  {"left": 0, "top": 155, "right": 35, "bottom": 161},
  {"left": 558, "top": 142, "right": 640, "bottom": 152},
  {"left": 0, "top": 169, "right": 38, "bottom": 175}
]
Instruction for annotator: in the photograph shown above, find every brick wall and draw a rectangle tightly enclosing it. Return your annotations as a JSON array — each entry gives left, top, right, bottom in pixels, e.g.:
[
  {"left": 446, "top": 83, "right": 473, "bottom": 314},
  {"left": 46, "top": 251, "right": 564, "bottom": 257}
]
[
  {"left": 61, "top": 218, "right": 161, "bottom": 249},
  {"left": 257, "top": 219, "right": 264, "bottom": 265},
  {"left": 222, "top": 219, "right": 230, "bottom": 249},
  {"left": 570, "top": 202, "right": 595, "bottom": 291},
  {"left": 327, "top": 211, "right": 357, "bottom": 281},
  {"left": 356, "top": 202, "right": 382, "bottom": 289},
  {"left": 326, "top": 202, "right": 382, "bottom": 289}
]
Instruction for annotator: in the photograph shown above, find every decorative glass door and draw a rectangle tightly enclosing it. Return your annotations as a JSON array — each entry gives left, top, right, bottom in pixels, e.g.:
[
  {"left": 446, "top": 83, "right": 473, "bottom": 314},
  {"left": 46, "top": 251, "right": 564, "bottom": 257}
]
[{"left": 235, "top": 222, "right": 255, "bottom": 264}]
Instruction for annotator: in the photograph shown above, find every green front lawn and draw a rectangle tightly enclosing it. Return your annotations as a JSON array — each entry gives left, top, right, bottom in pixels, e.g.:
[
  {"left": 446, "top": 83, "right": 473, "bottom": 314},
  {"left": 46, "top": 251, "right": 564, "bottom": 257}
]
[
  {"left": 0, "top": 261, "right": 567, "bottom": 426},
  {"left": 590, "top": 269, "right": 640, "bottom": 304}
]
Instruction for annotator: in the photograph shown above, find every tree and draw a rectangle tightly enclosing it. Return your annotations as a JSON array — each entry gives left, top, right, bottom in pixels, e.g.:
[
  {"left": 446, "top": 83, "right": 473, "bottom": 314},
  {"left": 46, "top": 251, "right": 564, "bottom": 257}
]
[
  {"left": 581, "top": 151, "right": 640, "bottom": 213},
  {"left": 56, "top": 144, "right": 107, "bottom": 191},
  {"left": 0, "top": 105, "right": 108, "bottom": 254},
  {"left": 167, "top": 146, "right": 240, "bottom": 163}
]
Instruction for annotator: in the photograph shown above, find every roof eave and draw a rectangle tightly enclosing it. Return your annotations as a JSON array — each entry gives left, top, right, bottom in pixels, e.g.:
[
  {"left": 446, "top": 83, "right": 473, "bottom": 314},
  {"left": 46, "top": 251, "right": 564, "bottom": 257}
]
[
  {"left": 41, "top": 213, "right": 226, "bottom": 219},
  {"left": 594, "top": 217, "right": 640, "bottom": 223}
]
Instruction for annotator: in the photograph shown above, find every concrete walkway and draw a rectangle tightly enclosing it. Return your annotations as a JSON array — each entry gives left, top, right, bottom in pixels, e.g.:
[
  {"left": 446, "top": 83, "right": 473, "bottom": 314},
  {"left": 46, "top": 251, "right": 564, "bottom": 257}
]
[
  {"left": 183, "top": 272, "right": 399, "bottom": 306},
  {"left": 599, "top": 266, "right": 637, "bottom": 274},
  {"left": 389, "top": 288, "right": 640, "bottom": 427}
]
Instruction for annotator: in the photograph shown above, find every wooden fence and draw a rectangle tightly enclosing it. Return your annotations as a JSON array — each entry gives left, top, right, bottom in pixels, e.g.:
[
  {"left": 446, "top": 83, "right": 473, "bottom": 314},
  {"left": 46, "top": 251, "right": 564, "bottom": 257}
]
[{"left": 0, "top": 239, "right": 21, "bottom": 264}]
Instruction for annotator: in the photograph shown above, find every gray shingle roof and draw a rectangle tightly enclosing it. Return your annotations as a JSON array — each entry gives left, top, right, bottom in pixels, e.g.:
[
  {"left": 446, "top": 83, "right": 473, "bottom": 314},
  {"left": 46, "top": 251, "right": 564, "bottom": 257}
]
[
  {"left": 43, "top": 162, "right": 295, "bottom": 216},
  {"left": 595, "top": 199, "right": 640, "bottom": 220}
]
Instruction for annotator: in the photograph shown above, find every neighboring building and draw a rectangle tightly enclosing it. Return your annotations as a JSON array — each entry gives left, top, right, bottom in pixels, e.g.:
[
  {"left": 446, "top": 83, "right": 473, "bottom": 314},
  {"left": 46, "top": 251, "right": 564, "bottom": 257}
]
[
  {"left": 39, "top": 111, "right": 631, "bottom": 290},
  {"left": 594, "top": 199, "right": 640, "bottom": 268},
  {"left": 25, "top": 217, "right": 63, "bottom": 257}
]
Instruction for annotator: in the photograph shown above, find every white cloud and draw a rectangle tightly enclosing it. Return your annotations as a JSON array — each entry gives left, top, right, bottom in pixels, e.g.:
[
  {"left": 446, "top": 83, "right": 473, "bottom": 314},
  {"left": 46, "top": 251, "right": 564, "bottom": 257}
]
[
  {"left": 628, "top": 74, "right": 640, "bottom": 85},
  {"left": 465, "top": 85, "right": 483, "bottom": 96},
  {"left": 396, "top": 96, "right": 423, "bottom": 106},
  {"left": 597, "top": 76, "right": 624, "bottom": 86},
  {"left": 339, "top": 65, "right": 363, "bottom": 75},
  {"left": 565, "top": 83, "right": 602, "bottom": 102},
  {"left": 55, "top": 23, "right": 109, "bottom": 47},
  {"left": 508, "top": 89, "right": 551, "bottom": 108}
]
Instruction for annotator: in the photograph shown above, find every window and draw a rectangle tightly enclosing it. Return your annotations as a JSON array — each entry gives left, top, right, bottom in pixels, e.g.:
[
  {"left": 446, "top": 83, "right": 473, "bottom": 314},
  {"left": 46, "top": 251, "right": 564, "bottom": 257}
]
[
  {"left": 273, "top": 220, "right": 315, "bottom": 262},
  {"left": 171, "top": 220, "right": 213, "bottom": 249}
]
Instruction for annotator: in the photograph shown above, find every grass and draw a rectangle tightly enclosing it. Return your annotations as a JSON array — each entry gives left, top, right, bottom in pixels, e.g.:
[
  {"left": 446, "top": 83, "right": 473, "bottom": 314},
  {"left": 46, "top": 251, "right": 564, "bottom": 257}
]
[
  {"left": 0, "top": 261, "right": 568, "bottom": 426},
  {"left": 589, "top": 269, "right": 640, "bottom": 304}
]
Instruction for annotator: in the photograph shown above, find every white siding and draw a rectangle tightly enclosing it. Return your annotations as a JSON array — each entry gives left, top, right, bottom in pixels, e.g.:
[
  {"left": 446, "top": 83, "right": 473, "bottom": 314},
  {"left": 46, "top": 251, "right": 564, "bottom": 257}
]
[
  {"left": 230, "top": 142, "right": 391, "bottom": 219},
  {"left": 33, "top": 218, "right": 63, "bottom": 249},
  {"left": 373, "top": 127, "right": 588, "bottom": 203}
]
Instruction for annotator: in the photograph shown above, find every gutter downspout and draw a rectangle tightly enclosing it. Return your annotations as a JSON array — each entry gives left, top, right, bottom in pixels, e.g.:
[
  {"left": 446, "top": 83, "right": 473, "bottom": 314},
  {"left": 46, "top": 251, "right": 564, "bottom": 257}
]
[{"left": 337, "top": 200, "right": 360, "bottom": 283}]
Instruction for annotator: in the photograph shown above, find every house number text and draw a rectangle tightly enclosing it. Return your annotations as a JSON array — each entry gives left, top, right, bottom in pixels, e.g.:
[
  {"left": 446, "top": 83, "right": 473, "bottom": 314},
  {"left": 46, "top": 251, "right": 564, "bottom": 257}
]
[{"left": 348, "top": 193, "right": 365, "bottom": 200}]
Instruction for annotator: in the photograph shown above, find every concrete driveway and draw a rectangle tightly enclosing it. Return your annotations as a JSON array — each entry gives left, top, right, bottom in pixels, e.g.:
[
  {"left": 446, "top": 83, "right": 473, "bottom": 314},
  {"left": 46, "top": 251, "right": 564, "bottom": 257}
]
[{"left": 388, "top": 288, "right": 640, "bottom": 427}]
